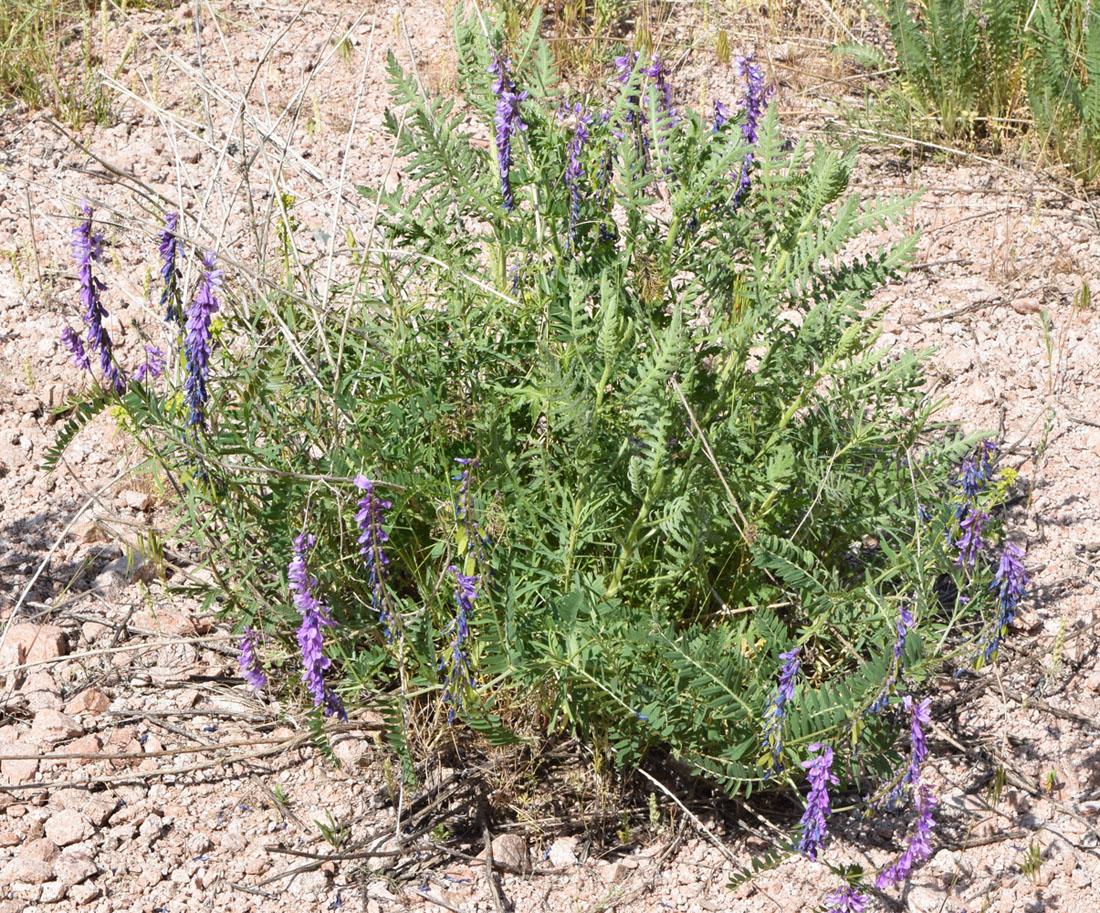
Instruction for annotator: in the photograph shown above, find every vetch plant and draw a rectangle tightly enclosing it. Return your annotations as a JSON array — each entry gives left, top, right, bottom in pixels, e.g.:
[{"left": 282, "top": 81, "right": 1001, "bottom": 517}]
[{"left": 49, "top": 12, "right": 1032, "bottom": 885}]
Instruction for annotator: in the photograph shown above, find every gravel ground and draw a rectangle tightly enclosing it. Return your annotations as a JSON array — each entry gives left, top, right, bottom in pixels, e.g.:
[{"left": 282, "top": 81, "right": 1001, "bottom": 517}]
[{"left": 1, "top": 2, "right": 1099, "bottom": 911}]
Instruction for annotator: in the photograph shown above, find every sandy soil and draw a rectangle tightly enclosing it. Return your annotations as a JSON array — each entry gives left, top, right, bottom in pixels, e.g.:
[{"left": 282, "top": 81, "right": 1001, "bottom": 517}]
[{"left": 0, "top": 2, "right": 1098, "bottom": 911}]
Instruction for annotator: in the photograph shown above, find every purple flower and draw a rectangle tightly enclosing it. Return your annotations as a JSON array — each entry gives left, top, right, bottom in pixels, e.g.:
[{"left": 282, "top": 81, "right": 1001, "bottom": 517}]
[
  {"left": 159, "top": 212, "right": 183, "bottom": 324},
  {"left": 713, "top": 99, "right": 732, "bottom": 132},
  {"left": 869, "top": 606, "right": 916, "bottom": 714},
  {"left": 289, "top": 533, "right": 345, "bottom": 719},
  {"left": 954, "top": 506, "right": 989, "bottom": 569},
  {"left": 441, "top": 567, "right": 478, "bottom": 722},
  {"left": 354, "top": 474, "right": 396, "bottom": 638},
  {"left": 72, "top": 202, "right": 125, "bottom": 392},
  {"left": 61, "top": 325, "right": 90, "bottom": 372},
  {"left": 798, "top": 743, "right": 838, "bottom": 860},
  {"left": 762, "top": 647, "right": 800, "bottom": 773},
  {"left": 644, "top": 55, "right": 677, "bottom": 127},
  {"left": 986, "top": 540, "right": 1028, "bottom": 659},
  {"left": 902, "top": 695, "right": 931, "bottom": 786},
  {"left": 564, "top": 105, "right": 593, "bottom": 245},
  {"left": 894, "top": 606, "right": 914, "bottom": 665},
  {"left": 876, "top": 784, "right": 937, "bottom": 889},
  {"left": 184, "top": 251, "right": 222, "bottom": 431},
  {"left": 956, "top": 439, "right": 997, "bottom": 502},
  {"left": 132, "top": 345, "right": 165, "bottom": 383},
  {"left": 238, "top": 628, "right": 266, "bottom": 690},
  {"left": 731, "top": 55, "right": 771, "bottom": 205},
  {"left": 488, "top": 55, "right": 529, "bottom": 212},
  {"left": 824, "top": 886, "right": 868, "bottom": 913},
  {"left": 614, "top": 51, "right": 638, "bottom": 83}
]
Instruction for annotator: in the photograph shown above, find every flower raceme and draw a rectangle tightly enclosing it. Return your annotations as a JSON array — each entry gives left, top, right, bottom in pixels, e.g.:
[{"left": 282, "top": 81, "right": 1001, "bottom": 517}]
[
  {"left": 158, "top": 211, "right": 183, "bottom": 324},
  {"left": 237, "top": 628, "right": 266, "bottom": 690},
  {"left": 354, "top": 474, "right": 396, "bottom": 639},
  {"left": 72, "top": 202, "right": 125, "bottom": 392},
  {"left": 798, "top": 742, "right": 837, "bottom": 860},
  {"left": 184, "top": 251, "right": 222, "bottom": 431},
  {"left": 761, "top": 647, "right": 800, "bottom": 774},
  {"left": 876, "top": 784, "right": 937, "bottom": 889},
  {"left": 987, "top": 540, "right": 1028, "bottom": 658},
  {"left": 488, "top": 55, "right": 528, "bottom": 212},
  {"left": 288, "top": 533, "right": 345, "bottom": 719},
  {"left": 824, "top": 886, "right": 867, "bottom": 913}
]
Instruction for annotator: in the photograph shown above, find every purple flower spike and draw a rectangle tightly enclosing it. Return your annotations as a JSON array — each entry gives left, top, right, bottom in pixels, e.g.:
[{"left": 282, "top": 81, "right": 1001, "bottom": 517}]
[
  {"left": 762, "top": 647, "right": 800, "bottom": 774},
  {"left": 644, "top": 55, "right": 677, "bottom": 126},
  {"left": 956, "top": 439, "right": 997, "bottom": 502},
  {"left": 488, "top": 55, "right": 529, "bottom": 212},
  {"left": 955, "top": 506, "right": 990, "bottom": 569},
  {"left": 798, "top": 742, "right": 838, "bottom": 860},
  {"left": 184, "top": 250, "right": 222, "bottom": 431},
  {"left": 615, "top": 51, "right": 638, "bottom": 83},
  {"left": 61, "top": 325, "right": 90, "bottom": 372},
  {"left": 902, "top": 695, "right": 931, "bottom": 786},
  {"left": 564, "top": 106, "right": 593, "bottom": 246},
  {"left": 713, "top": 99, "right": 732, "bottom": 132},
  {"left": 72, "top": 202, "right": 125, "bottom": 392},
  {"left": 730, "top": 55, "right": 771, "bottom": 206},
  {"left": 289, "top": 533, "right": 345, "bottom": 719},
  {"left": 159, "top": 212, "right": 183, "bottom": 324},
  {"left": 441, "top": 566, "right": 479, "bottom": 722},
  {"left": 824, "top": 886, "right": 868, "bottom": 913},
  {"left": 133, "top": 345, "right": 165, "bottom": 383},
  {"left": 354, "top": 474, "right": 396, "bottom": 639},
  {"left": 986, "top": 540, "right": 1028, "bottom": 659},
  {"left": 238, "top": 628, "right": 267, "bottom": 690},
  {"left": 876, "top": 784, "right": 937, "bottom": 889}
]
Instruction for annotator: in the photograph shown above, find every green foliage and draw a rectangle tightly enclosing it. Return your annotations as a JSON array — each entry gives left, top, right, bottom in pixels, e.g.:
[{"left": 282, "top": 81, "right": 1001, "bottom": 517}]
[
  {"left": 77, "top": 12, "right": 1019, "bottom": 798},
  {"left": 850, "top": 0, "right": 1100, "bottom": 182},
  {"left": 847, "top": 0, "right": 1028, "bottom": 142},
  {"left": 1025, "top": 0, "right": 1100, "bottom": 183}
]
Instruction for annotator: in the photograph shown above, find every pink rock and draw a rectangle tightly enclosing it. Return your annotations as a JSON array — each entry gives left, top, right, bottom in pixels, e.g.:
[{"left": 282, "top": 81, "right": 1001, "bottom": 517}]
[
  {"left": 44, "top": 809, "right": 92, "bottom": 847},
  {"left": 53, "top": 849, "right": 97, "bottom": 887},
  {"left": 1, "top": 757, "right": 39, "bottom": 785},
  {"left": 62, "top": 689, "right": 110, "bottom": 716},
  {"left": 68, "top": 882, "right": 101, "bottom": 904},
  {"left": 0, "top": 624, "right": 69, "bottom": 669},
  {"left": 0, "top": 826, "right": 19, "bottom": 847},
  {"left": 30, "top": 709, "right": 83, "bottom": 745},
  {"left": 1, "top": 856, "right": 55, "bottom": 885},
  {"left": 19, "top": 671, "right": 61, "bottom": 711},
  {"left": 39, "top": 880, "right": 67, "bottom": 904}
]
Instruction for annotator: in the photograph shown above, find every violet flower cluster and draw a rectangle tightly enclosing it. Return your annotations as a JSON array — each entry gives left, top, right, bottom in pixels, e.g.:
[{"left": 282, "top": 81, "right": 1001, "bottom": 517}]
[
  {"left": 354, "top": 474, "right": 396, "bottom": 639},
  {"left": 439, "top": 458, "right": 493, "bottom": 720},
  {"left": 868, "top": 606, "right": 915, "bottom": 714},
  {"left": 761, "top": 647, "right": 800, "bottom": 774},
  {"left": 184, "top": 251, "right": 221, "bottom": 431},
  {"left": 61, "top": 325, "right": 90, "bottom": 372},
  {"left": 876, "top": 784, "right": 937, "bottom": 889},
  {"left": 956, "top": 439, "right": 996, "bottom": 503},
  {"left": 955, "top": 506, "right": 990, "bottom": 570},
  {"left": 289, "top": 533, "right": 345, "bottom": 719},
  {"left": 238, "top": 628, "right": 267, "bottom": 690},
  {"left": 488, "top": 55, "right": 528, "bottom": 212},
  {"left": 441, "top": 568, "right": 478, "bottom": 722},
  {"left": 901, "top": 695, "right": 931, "bottom": 786},
  {"left": 986, "top": 540, "right": 1028, "bottom": 659},
  {"left": 731, "top": 54, "right": 770, "bottom": 204},
  {"left": 798, "top": 743, "right": 837, "bottom": 860},
  {"left": 561, "top": 103, "right": 593, "bottom": 245},
  {"left": 132, "top": 345, "right": 165, "bottom": 384},
  {"left": 159, "top": 211, "right": 183, "bottom": 325},
  {"left": 823, "top": 886, "right": 867, "bottom": 913},
  {"left": 72, "top": 203, "right": 125, "bottom": 392}
]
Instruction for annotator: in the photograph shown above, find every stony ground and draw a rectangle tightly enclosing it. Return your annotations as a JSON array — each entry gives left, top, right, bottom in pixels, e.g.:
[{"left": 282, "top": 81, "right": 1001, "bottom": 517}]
[{"left": 1, "top": 2, "right": 1099, "bottom": 911}]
